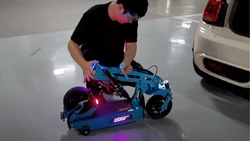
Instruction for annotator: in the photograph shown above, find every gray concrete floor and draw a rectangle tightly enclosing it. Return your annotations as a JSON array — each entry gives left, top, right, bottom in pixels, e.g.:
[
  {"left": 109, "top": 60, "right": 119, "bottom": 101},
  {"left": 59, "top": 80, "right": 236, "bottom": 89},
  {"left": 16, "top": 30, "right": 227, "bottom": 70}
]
[{"left": 0, "top": 0, "right": 249, "bottom": 141}]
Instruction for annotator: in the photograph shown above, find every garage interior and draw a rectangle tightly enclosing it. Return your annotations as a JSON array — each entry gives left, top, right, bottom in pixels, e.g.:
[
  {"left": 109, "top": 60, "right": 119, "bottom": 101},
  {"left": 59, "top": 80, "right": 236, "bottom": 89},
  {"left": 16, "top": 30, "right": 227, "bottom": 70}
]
[{"left": 0, "top": 0, "right": 249, "bottom": 141}]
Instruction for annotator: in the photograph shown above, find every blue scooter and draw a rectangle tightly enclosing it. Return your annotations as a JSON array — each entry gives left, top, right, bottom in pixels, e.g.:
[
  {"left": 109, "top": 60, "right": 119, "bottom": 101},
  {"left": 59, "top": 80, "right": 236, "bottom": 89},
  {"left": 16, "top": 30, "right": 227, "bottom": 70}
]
[{"left": 60, "top": 63, "right": 173, "bottom": 135}]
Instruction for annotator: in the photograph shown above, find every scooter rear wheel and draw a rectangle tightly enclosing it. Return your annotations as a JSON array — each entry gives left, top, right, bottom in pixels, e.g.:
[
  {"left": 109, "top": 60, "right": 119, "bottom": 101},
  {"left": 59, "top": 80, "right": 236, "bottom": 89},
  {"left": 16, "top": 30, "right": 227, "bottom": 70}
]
[
  {"left": 63, "top": 86, "right": 89, "bottom": 111},
  {"left": 78, "top": 126, "right": 90, "bottom": 136},
  {"left": 146, "top": 95, "right": 172, "bottom": 119}
]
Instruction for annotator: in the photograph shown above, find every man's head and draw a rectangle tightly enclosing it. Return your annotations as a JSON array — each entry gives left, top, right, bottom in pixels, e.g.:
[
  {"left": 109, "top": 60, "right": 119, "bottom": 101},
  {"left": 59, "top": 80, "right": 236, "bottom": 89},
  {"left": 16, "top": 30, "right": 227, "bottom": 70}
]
[
  {"left": 117, "top": 0, "right": 148, "bottom": 18},
  {"left": 112, "top": 0, "right": 148, "bottom": 24}
]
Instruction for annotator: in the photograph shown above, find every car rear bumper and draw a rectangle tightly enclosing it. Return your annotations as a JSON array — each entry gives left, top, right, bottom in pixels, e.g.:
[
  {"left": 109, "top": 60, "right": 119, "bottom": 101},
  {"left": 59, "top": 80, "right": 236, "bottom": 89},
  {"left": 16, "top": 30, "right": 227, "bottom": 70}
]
[
  {"left": 193, "top": 22, "right": 250, "bottom": 88},
  {"left": 194, "top": 53, "right": 249, "bottom": 88}
]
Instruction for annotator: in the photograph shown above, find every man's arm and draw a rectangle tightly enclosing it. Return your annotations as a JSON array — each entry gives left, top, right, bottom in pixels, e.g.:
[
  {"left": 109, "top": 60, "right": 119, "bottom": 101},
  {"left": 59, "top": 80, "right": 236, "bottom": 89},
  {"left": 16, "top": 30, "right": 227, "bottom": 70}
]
[
  {"left": 68, "top": 39, "right": 86, "bottom": 68},
  {"left": 124, "top": 42, "right": 137, "bottom": 64},
  {"left": 121, "top": 42, "right": 137, "bottom": 73},
  {"left": 68, "top": 39, "right": 98, "bottom": 82}
]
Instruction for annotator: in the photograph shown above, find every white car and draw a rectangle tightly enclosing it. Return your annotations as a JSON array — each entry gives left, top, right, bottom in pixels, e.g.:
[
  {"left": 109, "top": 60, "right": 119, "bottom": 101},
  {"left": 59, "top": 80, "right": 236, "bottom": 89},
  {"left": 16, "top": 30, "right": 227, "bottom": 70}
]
[{"left": 193, "top": 0, "right": 249, "bottom": 89}]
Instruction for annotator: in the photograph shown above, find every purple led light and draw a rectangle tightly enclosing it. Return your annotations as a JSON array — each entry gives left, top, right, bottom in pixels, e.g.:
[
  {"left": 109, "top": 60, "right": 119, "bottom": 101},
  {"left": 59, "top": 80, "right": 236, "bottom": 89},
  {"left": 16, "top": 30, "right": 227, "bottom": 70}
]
[
  {"left": 113, "top": 115, "right": 129, "bottom": 123},
  {"left": 114, "top": 137, "right": 126, "bottom": 141}
]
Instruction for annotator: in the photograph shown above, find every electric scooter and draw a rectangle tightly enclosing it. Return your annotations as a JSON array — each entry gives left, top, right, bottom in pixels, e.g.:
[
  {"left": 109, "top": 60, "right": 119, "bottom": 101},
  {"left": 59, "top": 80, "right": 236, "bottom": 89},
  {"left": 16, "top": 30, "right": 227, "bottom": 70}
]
[{"left": 60, "top": 63, "right": 173, "bottom": 135}]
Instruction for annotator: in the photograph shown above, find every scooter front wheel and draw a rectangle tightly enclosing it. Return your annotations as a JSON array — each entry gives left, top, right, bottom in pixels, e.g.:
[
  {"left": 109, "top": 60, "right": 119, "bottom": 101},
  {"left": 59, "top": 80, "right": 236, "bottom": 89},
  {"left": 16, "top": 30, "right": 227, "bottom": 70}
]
[{"left": 146, "top": 95, "right": 172, "bottom": 119}]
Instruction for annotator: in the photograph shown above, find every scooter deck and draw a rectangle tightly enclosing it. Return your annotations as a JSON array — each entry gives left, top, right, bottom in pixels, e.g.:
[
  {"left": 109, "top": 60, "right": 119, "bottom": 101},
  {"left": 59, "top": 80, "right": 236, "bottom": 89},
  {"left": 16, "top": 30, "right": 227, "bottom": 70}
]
[
  {"left": 71, "top": 101, "right": 144, "bottom": 131},
  {"left": 91, "top": 99, "right": 132, "bottom": 117}
]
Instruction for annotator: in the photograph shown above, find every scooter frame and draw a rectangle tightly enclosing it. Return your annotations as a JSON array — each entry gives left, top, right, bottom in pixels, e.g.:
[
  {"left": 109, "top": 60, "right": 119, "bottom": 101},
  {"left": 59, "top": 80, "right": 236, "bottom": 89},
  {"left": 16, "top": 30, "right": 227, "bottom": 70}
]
[{"left": 60, "top": 63, "right": 173, "bottom": 135}]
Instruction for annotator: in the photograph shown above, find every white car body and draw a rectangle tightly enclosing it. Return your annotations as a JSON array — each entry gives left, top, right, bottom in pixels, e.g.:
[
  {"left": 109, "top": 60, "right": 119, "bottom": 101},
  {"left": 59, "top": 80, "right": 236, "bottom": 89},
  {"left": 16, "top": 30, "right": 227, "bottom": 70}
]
[{"left": 193, "top": 0, "right": 250, "bottom": 88}]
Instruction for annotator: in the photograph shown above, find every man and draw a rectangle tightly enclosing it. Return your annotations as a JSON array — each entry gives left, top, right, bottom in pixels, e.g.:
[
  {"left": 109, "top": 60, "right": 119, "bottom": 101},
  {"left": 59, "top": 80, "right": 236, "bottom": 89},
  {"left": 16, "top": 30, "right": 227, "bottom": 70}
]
[{"left": 68, "top": 0, "right": 148, "bottom": 101}]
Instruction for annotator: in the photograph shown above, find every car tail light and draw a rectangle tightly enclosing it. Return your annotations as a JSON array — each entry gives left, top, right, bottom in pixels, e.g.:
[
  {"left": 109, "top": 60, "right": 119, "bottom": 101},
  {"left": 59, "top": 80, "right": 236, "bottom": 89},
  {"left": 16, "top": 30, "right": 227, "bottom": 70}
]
[
  {"left": 203, "top": 0, "right": 228, "bottom": 25},
  {"left": 203, "top": 0, "right": 223, "bottom": 22}
]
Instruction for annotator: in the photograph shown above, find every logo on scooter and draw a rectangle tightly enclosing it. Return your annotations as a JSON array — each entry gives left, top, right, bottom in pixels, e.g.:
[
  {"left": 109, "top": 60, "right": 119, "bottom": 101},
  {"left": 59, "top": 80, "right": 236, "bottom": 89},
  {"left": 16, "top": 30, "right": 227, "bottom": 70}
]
[{"left": 110, "top": 114, "right": 133, "bottom": 124}]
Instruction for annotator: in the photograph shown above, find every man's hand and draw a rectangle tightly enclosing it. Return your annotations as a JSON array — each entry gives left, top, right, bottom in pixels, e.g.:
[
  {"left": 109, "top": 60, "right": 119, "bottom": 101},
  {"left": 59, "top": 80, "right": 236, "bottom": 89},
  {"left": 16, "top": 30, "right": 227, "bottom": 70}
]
[
  {"left": 119, "top": 61, "right": 133, "bottom": 74},
  {"left": 82, "top": 60, "right": 99, "bottom": 83}
]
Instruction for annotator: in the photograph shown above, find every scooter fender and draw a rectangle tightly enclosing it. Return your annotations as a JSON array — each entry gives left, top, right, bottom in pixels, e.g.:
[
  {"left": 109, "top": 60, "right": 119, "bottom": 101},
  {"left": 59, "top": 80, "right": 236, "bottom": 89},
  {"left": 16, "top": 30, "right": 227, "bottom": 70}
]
[{"left": 161, "top": 92, "right": 172, "bottom": 110}]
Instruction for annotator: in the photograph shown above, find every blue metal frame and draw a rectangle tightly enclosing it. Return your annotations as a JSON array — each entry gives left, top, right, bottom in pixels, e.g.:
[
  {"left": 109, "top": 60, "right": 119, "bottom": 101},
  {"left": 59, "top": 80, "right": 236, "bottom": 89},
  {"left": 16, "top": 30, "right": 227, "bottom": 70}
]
[{"left": 60, "top": 63, "right": 172, "bottom": 132}]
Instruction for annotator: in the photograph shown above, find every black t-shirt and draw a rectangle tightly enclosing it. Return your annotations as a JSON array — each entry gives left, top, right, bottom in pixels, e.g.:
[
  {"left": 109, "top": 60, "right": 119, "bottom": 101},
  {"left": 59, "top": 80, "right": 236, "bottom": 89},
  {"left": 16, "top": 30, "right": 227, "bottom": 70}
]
[{"left": 71, "top": 2, "right": 138, "bottom": 67}]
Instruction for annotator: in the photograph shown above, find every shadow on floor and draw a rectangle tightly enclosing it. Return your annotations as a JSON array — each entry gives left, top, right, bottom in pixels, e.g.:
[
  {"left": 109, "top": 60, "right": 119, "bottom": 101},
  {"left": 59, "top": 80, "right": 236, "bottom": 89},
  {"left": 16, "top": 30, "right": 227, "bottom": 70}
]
[
  {"left": 60, "top": 117, "right": 190, "bottom": 141},
  {"left": 200, "top": 79, "right": 249, "bottom": 100},
  {"left": 201, "top": 79, "right": 249, "bottom": 126}
]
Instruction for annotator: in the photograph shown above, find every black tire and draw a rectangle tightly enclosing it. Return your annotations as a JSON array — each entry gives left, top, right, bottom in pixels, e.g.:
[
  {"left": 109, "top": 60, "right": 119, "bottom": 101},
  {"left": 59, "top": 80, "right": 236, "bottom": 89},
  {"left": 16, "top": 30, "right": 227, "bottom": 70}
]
[
  {"left": 146, "top": 95, "right": 172, "bottom": 119},
  {"left": 63, "top": 86, "right": 89, "bottom": 111},
  {"left": 78, "top": 126, "right": 90, "bottom": 136}
]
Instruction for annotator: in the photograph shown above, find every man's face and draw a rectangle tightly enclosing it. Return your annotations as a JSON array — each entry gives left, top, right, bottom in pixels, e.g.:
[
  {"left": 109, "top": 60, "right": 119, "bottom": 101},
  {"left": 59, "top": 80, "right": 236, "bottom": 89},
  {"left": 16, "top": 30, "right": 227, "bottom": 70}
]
[
  {"left": 116, "top": 13, "right": 132, "bottom": 24},
  {"left": 115, "top": 4, "right": 139, "bottom": 24}
]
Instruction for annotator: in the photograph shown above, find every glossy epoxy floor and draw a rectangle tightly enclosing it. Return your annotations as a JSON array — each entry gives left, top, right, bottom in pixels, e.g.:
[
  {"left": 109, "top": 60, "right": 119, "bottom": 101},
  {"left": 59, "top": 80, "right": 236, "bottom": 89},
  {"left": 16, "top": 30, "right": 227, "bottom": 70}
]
[{"left": 0, "top": 0, "right": 249, "bottom": 141}]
